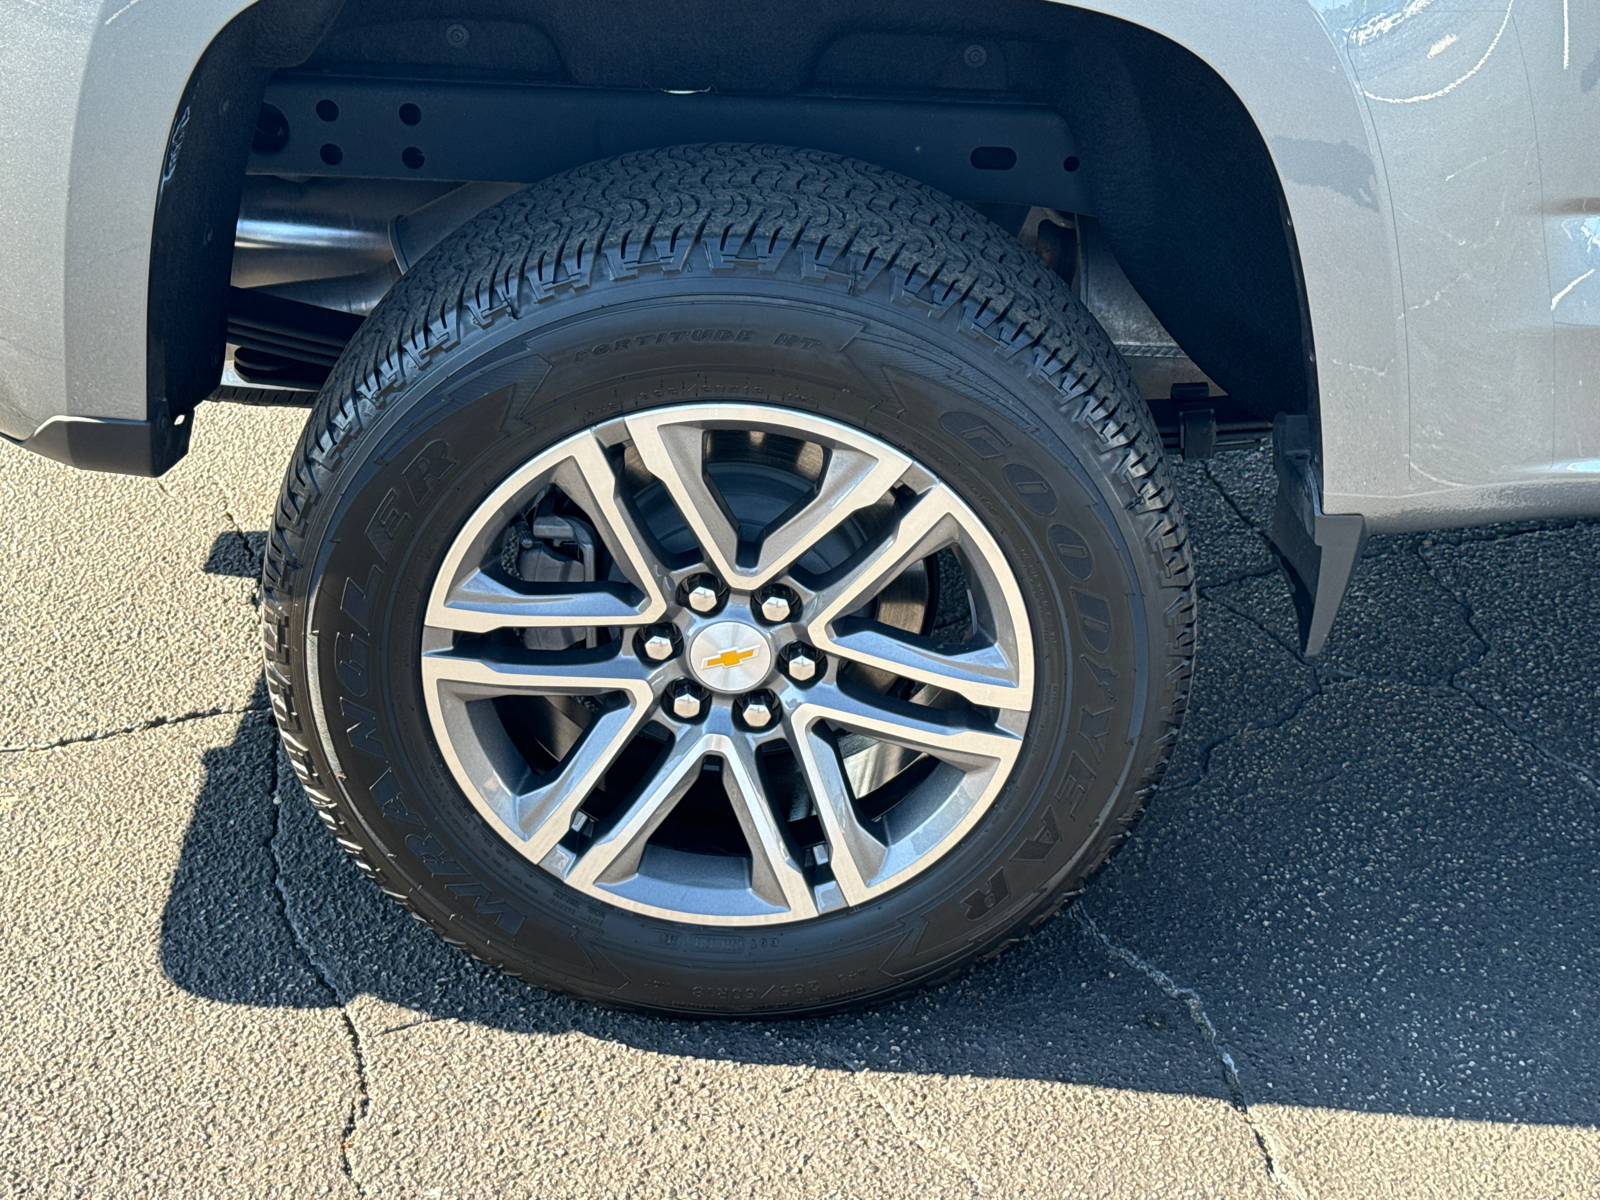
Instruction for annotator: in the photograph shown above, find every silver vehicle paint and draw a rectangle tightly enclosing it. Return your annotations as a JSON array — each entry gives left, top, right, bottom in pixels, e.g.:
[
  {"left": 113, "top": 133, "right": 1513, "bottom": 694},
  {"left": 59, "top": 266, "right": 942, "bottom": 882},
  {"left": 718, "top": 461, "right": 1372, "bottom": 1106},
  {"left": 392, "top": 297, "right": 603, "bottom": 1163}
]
[{"left": 1, "top": 0, "right": 1596, "bottom": 533}]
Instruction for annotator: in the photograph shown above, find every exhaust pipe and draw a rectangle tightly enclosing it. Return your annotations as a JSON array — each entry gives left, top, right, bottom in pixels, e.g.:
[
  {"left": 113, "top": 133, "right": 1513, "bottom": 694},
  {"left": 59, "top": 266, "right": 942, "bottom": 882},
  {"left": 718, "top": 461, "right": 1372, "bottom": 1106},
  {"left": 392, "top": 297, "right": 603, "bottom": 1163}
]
[{"left": 232, "top": 179, "right": 521, "bottom": 314}]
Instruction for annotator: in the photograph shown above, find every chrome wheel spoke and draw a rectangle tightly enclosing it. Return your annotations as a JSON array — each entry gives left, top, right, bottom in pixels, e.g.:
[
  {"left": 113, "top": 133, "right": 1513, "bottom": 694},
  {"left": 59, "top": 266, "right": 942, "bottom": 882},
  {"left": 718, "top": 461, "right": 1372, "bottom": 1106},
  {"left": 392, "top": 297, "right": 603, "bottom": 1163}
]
[
  {"left": 420, "top": 644, "right": 656, "bottom": 699},
  {"left": 420, "top": 646, "right": 659, "bottom": 863},
  {"left": 426, "top": 431, "right": 671, "bottom": 635},
  {"left": 788, "top": 724, "right": 887, "bottom": 906},
  {"left": 625, "top": 405, "right": 911, "bottom": 589},
  {"left": 803, "top": 486, "right": 1033, "bottom": 710},
  {"left": 788, "top": 684, "right": 1022, "bottom": 902},
  {"left": 721, "top": 736, "right": 818, "bottom": 918},
  {"left": 552, "top": 433, "right": 675, "bottom": 616},
  {"left": 804, "top": 489, "right": 964, "bottom": 627},
  {"left": 427, "top": 573, "right": 652, "bottom": 634},
  {"left": 511, "top": 706, "right": 647, "bottom": 859},
  {"left": 564, "top": 733, "right": 708, "bottom": 889},
  {"left": 794, "top": 683, "right": 1022, "bottom": 776},
  {"left": 825, "top": 627, "right": 1026, "bottom": 711}
]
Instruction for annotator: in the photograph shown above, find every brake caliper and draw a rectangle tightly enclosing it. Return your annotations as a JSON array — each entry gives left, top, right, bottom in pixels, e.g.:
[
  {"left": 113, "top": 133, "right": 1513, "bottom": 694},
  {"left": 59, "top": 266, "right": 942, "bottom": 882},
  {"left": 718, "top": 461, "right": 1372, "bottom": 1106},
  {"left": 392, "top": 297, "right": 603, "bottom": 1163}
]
[{"left": 500, "top": 503, "right": 599, "bottom": 652}]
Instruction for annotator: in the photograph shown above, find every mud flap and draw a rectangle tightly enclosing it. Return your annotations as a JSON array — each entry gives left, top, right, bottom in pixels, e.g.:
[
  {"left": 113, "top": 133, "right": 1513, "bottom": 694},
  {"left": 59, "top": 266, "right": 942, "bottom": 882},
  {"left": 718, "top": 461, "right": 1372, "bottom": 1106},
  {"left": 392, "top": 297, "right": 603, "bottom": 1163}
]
[{"left": 1268, "top": 414, "right": 1367, "bottom": 657}]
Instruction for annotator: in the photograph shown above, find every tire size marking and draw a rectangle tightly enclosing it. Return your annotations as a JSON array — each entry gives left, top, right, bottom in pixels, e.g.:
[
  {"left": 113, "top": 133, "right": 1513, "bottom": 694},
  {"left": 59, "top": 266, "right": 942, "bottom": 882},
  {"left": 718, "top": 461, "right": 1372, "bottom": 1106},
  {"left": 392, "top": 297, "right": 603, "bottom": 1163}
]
[
  {"left": 758, "top": 980, "right": 822, "bottom": 1000},
  {"left": 692, "top": 986, "right": 758, "bottom": 1000},
  {"left": 547, "top": 886, "right": 607, "bottom": 930},
  {"left": 691, "top": 933, "right": 745, "bottom": 954}
]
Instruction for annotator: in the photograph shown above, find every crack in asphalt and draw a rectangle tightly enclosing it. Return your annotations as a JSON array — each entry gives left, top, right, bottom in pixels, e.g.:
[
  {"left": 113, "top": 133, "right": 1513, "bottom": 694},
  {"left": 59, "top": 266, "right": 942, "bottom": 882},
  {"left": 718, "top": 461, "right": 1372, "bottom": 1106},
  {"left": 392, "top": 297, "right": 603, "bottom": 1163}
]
[
  {"left": 1200, "top": 584, "right": 1306, "bottom": 666},
  {"left": 1200, "top": 459, "right": 1274, "bottom": 540},
  {"left": 1159, "top": 463, "right": 1328, "bottom": 792},
  {"left": 1072, "top": 910, "right": 1307, "bottom": 1198},
  {"left": 0, "top": 705, "right": 271, "bottom": 754},
  {"left": 210, "top": 472, "right": 266, "bottom": 605},
  {"left": 267, "top": 746, "right": 372, "bottom": 1197},
  {"left": 1416, "top": 542, "right": 1598, "bottom": 796},
  {"left": 822, "top": 1048, "right": 984, "bottom": 1196},
  {"left": 1131, "top": 464, "right": 1594, "bottom": 1191}
]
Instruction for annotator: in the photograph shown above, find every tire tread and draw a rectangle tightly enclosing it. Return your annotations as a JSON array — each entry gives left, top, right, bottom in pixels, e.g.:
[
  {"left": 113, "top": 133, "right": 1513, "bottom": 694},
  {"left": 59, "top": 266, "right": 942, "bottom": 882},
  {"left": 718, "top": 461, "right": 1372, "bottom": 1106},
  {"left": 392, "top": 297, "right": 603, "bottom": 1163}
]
[{"left": 261, "top": 144, "right": 1196, "bottom": 1012}]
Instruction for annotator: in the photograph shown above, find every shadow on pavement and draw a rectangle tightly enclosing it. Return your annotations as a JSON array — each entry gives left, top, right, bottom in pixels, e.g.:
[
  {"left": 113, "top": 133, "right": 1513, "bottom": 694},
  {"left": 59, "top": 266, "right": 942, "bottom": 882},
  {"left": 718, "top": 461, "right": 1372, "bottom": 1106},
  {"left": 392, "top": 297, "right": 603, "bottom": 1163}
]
[{"left": 163, "top": 454, "right": 1600, "bottom": 1128}]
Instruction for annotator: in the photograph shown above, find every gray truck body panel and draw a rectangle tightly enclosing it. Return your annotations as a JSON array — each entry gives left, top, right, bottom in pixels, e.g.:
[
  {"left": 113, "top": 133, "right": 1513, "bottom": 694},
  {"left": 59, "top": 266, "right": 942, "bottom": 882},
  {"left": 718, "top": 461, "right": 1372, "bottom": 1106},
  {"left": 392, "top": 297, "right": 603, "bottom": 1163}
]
[{"left": 1, "top": 0, "right": 1596, "bottom": 534}]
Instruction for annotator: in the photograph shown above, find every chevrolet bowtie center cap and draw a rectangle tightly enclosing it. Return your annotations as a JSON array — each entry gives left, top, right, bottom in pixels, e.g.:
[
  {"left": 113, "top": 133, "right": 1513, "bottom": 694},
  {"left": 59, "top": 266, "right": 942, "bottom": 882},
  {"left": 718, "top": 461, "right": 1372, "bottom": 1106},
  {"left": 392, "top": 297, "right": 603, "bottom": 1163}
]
[{"left": 686, "top": 621, "right": 774, "bottom": 693}]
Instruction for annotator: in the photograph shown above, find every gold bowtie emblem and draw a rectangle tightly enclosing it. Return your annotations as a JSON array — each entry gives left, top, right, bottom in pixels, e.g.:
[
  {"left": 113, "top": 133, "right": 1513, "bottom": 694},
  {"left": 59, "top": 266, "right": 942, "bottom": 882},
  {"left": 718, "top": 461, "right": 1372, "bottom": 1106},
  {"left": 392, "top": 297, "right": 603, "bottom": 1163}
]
[{"left": 703, "top": 647, "right": 758, "bottom": 671}]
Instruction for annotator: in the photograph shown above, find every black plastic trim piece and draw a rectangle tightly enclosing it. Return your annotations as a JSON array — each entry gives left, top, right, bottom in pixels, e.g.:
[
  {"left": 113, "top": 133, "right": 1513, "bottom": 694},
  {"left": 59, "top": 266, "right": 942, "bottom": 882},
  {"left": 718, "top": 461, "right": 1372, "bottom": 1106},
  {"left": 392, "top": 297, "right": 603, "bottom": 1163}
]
[
  {"left": 1268, "top": 414, "right": 1367, "bottom": 657},
  {"left": 143, "top": 0, "right": 347, "bottom": 471},
  {"left": 11, "top": 403, "right": 193, "bottom": 477}
]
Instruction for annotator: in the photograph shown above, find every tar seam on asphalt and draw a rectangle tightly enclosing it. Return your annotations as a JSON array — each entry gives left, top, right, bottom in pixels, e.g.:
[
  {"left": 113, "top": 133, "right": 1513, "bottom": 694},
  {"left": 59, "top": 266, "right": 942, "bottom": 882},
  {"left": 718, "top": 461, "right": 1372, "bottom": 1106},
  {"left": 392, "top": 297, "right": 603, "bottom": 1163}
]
[
  {"left": 0, "top": 704, "right": 272, "bottom": 755},
  {"left": 1072, "top": 908, "right": 1308, "bottom": 1199}
]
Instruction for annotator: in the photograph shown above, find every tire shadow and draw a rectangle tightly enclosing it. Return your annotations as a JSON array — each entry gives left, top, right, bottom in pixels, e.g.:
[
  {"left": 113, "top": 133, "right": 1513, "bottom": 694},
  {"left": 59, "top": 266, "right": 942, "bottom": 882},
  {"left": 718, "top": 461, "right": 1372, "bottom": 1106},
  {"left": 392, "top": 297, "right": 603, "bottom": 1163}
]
[{"left": 160, "top": 459, "right": 1600, "bottom": 1128}]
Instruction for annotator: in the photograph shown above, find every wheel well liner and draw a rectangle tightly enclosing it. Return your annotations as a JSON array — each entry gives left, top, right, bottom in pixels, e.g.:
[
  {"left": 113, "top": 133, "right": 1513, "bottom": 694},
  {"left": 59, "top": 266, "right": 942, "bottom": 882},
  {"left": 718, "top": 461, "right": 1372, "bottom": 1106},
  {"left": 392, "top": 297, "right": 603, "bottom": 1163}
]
[
  {"left": 147, "top": 0, "right": 345, "bottom": 430},
  {"left": 154, "top": 2, "right": 1311, "bottom": 433},
  {"left": 1051, "top": 15, "right": 1313, "bottom": 420}
]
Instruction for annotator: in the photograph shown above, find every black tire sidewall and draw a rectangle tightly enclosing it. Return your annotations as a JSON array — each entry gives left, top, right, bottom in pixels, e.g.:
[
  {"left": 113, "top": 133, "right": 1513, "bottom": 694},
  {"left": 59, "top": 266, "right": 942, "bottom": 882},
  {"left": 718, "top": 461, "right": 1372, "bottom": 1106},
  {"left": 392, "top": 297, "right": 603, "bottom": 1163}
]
[{"left": 290, "top": 275, "right": 1161, "bottom": 1015}]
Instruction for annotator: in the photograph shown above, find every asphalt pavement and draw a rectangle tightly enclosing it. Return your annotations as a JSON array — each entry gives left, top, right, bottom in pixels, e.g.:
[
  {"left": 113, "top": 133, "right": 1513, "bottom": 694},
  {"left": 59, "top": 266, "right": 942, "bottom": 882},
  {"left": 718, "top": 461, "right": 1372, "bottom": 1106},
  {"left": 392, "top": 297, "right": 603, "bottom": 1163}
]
[{"left": 1, "top": 402, "right": 1597, "bottom": 1198}]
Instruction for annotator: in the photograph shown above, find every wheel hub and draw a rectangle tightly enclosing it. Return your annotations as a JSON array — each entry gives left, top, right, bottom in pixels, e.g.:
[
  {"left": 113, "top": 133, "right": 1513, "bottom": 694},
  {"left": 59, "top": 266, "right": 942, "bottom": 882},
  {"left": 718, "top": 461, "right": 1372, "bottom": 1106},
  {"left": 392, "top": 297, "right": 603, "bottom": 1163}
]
[{"left": 685, "top": 620, "right": 775, "bottom": 693}]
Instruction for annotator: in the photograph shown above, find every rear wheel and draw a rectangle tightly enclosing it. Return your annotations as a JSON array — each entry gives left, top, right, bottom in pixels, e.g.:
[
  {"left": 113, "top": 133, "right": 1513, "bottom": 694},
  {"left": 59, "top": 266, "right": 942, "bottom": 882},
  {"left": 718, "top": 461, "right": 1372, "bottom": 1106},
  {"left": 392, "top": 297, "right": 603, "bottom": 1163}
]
[{"left": 261, "top": 144, "right": 1194, "bottom": 1016}]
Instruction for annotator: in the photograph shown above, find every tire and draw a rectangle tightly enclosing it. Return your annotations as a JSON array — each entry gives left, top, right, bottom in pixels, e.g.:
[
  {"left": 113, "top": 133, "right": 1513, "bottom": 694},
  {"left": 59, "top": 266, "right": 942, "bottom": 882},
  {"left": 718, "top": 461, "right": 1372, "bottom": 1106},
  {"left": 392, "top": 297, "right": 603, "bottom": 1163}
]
[{"left": 261, "top": 144, "right": 1194, "bottom": 1017}]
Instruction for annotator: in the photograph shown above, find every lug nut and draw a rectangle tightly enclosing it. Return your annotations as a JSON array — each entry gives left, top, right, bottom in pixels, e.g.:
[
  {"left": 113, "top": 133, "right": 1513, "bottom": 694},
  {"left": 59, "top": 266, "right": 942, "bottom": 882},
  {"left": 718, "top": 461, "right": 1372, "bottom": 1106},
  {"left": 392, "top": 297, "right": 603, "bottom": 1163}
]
[
  {"left": 736, "top": 690, "right": 778, "bottom": 730},
  {"left": 757, "top": 584, "right": 798, "bottom": 624},
  {"left": 667, "top": 679, "right": 707, "bottom": 721},
  {"left": 781, "top": 643, "right": 823, "bottom": 683},
  {"left": 639, "top": 623, "right": 679, "bottom": 662},
  {"left": 681, "top": 573, "right": 724, "bottom": 615}
]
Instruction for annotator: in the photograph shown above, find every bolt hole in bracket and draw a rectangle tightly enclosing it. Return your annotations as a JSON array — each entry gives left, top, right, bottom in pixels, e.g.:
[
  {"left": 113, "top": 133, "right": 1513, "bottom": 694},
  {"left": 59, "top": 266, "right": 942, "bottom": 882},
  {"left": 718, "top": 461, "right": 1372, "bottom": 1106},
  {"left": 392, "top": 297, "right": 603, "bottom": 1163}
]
[
  {"left": 247, "top": 75, "right": 1091, "bottom": 213},
  {"left": 1267, "top": 414, "right": 1367, "bottom": 657}
]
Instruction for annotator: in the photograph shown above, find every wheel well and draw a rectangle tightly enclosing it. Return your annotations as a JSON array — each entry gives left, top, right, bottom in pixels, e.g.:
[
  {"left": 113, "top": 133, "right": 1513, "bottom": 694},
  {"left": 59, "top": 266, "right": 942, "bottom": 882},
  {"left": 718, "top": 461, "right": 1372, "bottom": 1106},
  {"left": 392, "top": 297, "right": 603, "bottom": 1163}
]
[{"left": 159, "top": 0, "right": 1311, "bottom": 426}]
